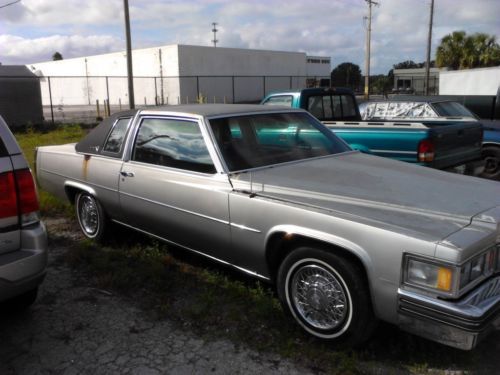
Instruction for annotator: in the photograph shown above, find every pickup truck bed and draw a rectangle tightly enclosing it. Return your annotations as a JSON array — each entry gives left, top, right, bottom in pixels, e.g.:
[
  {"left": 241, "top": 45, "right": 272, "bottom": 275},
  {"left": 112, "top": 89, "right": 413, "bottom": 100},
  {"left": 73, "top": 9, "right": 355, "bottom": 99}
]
[{"left": 261, "top": 88, "right": 484, "bottom": 174}]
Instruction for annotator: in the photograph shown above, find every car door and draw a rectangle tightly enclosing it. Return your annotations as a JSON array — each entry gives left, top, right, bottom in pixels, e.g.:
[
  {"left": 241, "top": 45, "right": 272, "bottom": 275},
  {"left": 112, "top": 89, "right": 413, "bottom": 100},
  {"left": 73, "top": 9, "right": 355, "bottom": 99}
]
[{"left": 118, "top": 115, "right": 232, "bottom": 259}]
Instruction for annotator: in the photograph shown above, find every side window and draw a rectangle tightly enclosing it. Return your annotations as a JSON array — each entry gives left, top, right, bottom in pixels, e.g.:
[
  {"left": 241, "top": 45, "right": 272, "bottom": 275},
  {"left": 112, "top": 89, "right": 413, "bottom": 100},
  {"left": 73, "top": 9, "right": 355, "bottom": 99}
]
[
  {"left": 331, "top": 95, "right": 342, "bottom": 119},
  {"left": 132, "top": 118, "right": 216, "bottom": 174},
  {"left": 103, "top": 117, "right": 131, "bottom": 154},
  {"left": 307, "top": 96, "right": 324, "bottom": 119},
  {"left": 340, "top": 95, "right": 357, "bottom": 118},
  {"left": 262, "top": 96, "right": 293, "bottom": 107}
]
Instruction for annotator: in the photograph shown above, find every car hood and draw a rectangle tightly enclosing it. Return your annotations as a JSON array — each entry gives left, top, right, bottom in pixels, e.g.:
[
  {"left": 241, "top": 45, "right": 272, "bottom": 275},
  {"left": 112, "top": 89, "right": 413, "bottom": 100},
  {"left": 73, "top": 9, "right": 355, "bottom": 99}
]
[{"left": 229, "top": 151, "right": 500, "bottom": 242}]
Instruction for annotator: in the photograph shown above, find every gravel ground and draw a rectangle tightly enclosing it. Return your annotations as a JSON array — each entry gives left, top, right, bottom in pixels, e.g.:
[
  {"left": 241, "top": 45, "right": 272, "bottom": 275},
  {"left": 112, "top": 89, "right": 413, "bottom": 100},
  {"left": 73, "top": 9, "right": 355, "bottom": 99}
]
[
  {"left": 1, "top": 217, "right": 499, "bottom": 375},
  {"left": 0, "top": 220, "right": 313, "bottom": 375}
]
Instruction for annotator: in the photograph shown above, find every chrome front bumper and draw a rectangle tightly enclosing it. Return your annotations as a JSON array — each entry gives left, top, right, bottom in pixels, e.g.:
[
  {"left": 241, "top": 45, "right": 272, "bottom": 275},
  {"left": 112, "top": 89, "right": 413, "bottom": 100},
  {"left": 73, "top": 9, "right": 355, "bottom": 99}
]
[{"left": 397, "top": 276, "right": 500, "bottom": 350}]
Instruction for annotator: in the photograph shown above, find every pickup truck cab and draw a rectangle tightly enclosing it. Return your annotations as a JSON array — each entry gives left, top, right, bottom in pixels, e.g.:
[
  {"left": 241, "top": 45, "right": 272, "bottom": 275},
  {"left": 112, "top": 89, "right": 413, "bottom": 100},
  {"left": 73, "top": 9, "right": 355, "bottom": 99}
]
[{"left": 261, "top": 88, "right": 484, "bottom": 175}]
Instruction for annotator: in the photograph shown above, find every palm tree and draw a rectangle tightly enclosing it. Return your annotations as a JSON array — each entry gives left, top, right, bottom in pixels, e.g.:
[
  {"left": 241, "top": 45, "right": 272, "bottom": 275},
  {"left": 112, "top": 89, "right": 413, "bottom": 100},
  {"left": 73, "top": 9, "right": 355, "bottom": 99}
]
[
  {"left": 436, "top": 31, "right": 467, "bottom": 70},
  {"left": 436, "top": 31, "right": 500, "bottom": 70}
]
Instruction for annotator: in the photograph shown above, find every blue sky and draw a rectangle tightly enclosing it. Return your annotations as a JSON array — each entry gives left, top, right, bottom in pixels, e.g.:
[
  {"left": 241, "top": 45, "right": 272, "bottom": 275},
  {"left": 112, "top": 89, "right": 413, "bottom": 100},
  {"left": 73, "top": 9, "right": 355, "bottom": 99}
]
[{"left": 1, "top": 0, "right": 499, "bottom": 74}]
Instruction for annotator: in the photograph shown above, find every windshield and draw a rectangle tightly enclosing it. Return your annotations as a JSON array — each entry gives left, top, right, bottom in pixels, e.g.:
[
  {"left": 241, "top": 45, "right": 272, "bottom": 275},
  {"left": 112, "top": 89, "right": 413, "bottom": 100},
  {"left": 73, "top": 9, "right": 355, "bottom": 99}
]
[
  {"left": 431, "top": 102, "right": 477, "bottom": 117},
  {"left": 208, "top": 112, "right": 350, "bottom": 172}
]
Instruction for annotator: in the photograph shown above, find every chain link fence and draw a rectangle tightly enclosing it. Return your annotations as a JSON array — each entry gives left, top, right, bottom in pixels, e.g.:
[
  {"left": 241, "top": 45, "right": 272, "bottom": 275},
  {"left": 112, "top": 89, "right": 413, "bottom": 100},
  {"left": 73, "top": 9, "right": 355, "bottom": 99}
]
[{"left": 34, "top": 75, "right": 330, "bottom": 124}]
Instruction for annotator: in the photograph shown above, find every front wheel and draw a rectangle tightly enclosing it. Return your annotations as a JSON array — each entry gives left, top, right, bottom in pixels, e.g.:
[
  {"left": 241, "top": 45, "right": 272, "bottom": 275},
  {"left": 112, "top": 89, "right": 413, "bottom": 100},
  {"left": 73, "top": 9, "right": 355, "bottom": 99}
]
[
  {"left": 479, "top": 145, "right": 500, "bottom": 180},
  {"left": 75, "top": 192, "right": 107, "bottom": 241},
  {"left": 277, "top": 247, "right": 376, "bottom": 346}
]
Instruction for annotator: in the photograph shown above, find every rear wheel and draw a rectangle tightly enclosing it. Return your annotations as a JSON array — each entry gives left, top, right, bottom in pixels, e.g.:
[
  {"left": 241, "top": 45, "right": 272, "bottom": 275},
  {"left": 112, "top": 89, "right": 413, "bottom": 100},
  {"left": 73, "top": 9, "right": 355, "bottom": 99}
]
[
  {"left": 75, "top": 192, "right": 107, "bottom": 241},
  {"left": 277, "top": 247, "right": 376, "bottom": 346},
  {"left": 479, "top": 145, "right": 500, "bottom": 180}
]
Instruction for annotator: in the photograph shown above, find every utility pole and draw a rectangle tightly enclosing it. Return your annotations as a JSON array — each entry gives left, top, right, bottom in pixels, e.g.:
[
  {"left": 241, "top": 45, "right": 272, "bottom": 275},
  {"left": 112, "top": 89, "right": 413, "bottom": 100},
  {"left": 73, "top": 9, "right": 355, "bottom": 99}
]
[
  {"left": 364, "top": 0, "right": 378, "bottom": 100},
  {"left": 212, "top": 22, "right": 219, "bottom": 47},
  {"left": 123, "top": 0, "right": 135, "bottom": 109},
  {"left": 424, "top": 0, "right": 434, "bottom": 95}
]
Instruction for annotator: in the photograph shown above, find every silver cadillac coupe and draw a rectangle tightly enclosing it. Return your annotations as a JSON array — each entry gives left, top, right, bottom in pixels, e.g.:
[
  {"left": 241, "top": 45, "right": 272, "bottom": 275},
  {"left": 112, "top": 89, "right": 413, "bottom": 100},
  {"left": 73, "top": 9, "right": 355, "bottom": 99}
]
[{"left": 36, "top": 104, "right": 500, "bottom": 349}]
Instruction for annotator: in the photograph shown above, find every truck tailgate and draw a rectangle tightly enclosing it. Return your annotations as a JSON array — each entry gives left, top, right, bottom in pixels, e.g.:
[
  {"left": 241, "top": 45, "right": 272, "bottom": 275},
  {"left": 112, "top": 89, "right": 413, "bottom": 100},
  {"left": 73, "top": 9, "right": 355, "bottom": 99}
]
[{"left": 425, "top": 121, "right": 483, "bottom": 169}]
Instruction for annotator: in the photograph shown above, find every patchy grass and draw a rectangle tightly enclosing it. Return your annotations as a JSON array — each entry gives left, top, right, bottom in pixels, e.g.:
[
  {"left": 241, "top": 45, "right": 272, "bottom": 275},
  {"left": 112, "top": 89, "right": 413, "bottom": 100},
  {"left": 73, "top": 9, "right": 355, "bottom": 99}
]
[
  {"left": 14, "top": 125, "right": 85, "bottom": 215},
  {"left": 57, "top": 228, "right": 498, "bottom": 375}
]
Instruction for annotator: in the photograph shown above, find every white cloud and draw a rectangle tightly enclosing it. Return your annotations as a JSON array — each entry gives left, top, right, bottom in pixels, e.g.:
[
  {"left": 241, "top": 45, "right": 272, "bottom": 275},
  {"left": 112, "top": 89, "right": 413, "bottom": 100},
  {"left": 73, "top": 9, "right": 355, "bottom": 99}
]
[
  {"left": 0, "top": 0, "right": 498, "bottom": 73},
  {"left": 0, "top": 34, "right": 123, "bottom": 64}
]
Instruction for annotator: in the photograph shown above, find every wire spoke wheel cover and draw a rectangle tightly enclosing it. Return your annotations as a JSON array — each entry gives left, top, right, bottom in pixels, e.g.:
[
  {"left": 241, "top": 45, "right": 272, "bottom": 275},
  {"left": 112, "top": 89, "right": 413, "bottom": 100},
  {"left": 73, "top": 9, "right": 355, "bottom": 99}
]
[
  {"left": 291, "top": 264, "right": 348, "bottom": 330},
  {"left": 76, "top": 193, "right": 101, "bottom": 238},
  {"left": 284, "top": 257, "right": 354, "bottom": 339}
]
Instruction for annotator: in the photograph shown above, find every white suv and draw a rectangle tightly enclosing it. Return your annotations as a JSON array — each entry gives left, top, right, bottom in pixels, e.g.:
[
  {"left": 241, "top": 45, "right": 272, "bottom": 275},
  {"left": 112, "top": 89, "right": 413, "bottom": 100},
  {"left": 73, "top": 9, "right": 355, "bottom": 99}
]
[{"left": 0, "top": 115, "right": 47, "bottom": 310}]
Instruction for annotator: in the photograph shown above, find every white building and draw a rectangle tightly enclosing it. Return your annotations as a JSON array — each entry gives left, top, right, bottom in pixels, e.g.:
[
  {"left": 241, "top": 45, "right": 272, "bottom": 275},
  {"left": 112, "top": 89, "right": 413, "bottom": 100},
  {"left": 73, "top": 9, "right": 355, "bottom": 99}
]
[
  {"left": 28, "top": 44, "right": 331, "bottom": 106},
  {"left": 439, "top": 66, "right": 500, "bottom": 95}
]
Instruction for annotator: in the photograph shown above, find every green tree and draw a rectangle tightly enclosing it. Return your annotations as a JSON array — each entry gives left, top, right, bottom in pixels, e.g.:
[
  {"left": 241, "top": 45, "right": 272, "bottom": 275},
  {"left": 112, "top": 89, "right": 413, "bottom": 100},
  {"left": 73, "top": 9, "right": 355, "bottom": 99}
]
[
  {"left": 330, "top": 62, "right": 362, "bottom": 90},
  {"left": 393, "top": 60, "right": 419, "bottom": 69},
  {"left": 371, "top": 75, "right": 392, "bottom": 95},
  {"left": 436, "top": 31, "right": 500, "bottom": 70},
  {"left": 52, "top": 52, "right": 63, "bottom": 61}
]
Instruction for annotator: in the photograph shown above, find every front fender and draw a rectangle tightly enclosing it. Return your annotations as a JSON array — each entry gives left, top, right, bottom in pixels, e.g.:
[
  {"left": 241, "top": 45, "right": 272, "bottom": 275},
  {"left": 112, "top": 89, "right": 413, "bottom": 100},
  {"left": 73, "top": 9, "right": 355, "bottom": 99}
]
[{"left": 265, "top": 224, "right": 373, "bottom": 275}]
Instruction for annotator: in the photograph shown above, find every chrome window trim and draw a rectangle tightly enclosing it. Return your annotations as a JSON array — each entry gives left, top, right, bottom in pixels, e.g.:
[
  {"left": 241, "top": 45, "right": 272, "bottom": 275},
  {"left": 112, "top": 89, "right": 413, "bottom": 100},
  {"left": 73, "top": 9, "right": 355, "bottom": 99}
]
[
  {"left": 127, "top": 115, "right": 222, "bottom": 175},
  {"left": 102, "top": 116, "right": 132, "bottom": 156}
]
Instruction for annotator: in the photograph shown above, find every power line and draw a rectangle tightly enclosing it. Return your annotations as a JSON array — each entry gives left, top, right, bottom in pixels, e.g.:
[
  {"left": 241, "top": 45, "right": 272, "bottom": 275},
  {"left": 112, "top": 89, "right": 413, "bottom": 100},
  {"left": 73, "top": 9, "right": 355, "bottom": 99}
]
[{"left": 0, "top": 0, "right": 21, "bottom": 9}]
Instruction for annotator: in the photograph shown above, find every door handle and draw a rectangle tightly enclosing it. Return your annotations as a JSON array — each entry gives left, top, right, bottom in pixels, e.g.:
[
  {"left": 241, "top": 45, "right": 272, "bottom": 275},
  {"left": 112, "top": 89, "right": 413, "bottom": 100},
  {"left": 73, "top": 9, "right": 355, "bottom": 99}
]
[{"left": 120, "top": 171, "right": 135, "bottom": 177}]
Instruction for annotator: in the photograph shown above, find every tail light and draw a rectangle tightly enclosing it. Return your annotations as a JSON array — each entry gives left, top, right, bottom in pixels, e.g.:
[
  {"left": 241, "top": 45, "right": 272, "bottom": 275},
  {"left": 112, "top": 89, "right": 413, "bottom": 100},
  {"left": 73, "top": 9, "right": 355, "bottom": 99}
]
[
  {"left": 0, "top": 169, "right": 40, "bottom": 225},
  {"left": 0, "top": 171, "right": 18, "bottom": 219},
  {"left": 418, "top": 139, "right": 435, "bottom": 162}
]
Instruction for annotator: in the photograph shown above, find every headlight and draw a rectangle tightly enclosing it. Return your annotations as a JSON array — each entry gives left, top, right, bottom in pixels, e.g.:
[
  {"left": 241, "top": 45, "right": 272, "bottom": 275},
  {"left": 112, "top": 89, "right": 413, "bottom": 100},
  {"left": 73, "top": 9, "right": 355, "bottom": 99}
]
[
  {"left": 404, "top": 245, "right": 499, "bottom": 298},
  {"left": 460, "top": 246, "right": 497, "bottom": 288},
  {"left": 404, "top": 257, "right": 456, "bottom": 295}
]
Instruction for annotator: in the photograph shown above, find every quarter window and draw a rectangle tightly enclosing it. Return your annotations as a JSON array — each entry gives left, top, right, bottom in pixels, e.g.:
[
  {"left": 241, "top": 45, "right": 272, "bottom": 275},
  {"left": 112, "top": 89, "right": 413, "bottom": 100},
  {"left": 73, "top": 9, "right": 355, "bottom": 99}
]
[
  {"left": 132, "top": 118, "right": 216, "bottom": 174},
  {"left": 103, "top": 117, "right": 131, "bottom": 154}
]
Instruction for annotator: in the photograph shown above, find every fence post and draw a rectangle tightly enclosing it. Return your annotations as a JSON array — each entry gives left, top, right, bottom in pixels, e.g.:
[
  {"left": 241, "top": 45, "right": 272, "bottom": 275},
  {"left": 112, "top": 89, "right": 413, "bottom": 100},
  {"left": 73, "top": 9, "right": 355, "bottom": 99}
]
[
  {"left": 154, "top": 77, "right": 158, "bottom": 106},
  {"left": 105, "top": 76, "right": 110, "bottom": 109},
  {"left": 196, "top": 76, "right": 200, "bottom": 99},
  {"left": 47, "top": 76, "right": 54, "bottom": 125},
  {"left": 263, "top": 76, "right": 266, "bottom": 97},
  {"left": 96, "top": 100, "right": 100, "bottom": 118},
  {"left": 290, "top": 76, "right": 292, "bottom": 89},
  {"left": 232, "top": 76, "right": 235, "bottom": 103}
]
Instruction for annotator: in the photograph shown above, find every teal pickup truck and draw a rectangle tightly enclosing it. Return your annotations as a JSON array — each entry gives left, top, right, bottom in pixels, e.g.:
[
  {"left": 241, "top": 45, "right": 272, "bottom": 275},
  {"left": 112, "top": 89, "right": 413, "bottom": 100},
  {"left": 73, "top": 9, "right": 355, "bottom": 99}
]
[{"left": 261, "top": 88, "right": 484, "bottom": 174}]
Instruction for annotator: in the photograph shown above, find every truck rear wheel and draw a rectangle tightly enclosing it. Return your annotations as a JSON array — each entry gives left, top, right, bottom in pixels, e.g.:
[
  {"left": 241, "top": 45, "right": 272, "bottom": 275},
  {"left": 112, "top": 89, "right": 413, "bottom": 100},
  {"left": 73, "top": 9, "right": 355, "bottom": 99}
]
[
  {"left": 277, "top": 247, "right": 376, "bottom": 346},
  {"left": 480, "top": 145, "right": 500, "bottom": 180}
]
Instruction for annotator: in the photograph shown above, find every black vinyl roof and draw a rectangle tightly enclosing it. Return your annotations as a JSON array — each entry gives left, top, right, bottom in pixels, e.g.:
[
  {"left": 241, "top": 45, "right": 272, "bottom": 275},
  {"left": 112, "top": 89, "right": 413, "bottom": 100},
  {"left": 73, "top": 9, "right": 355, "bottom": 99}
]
[{"left": 75, "top": 104, "right": 305, "bottom": 156}]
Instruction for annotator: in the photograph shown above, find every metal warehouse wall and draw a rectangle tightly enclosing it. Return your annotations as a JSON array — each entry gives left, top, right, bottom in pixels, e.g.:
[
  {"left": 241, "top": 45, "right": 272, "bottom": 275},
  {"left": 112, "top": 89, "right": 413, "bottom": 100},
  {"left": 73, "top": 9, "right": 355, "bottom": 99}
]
[{"left": 27, "top": 44, "right": 330, "bottom": 105}]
